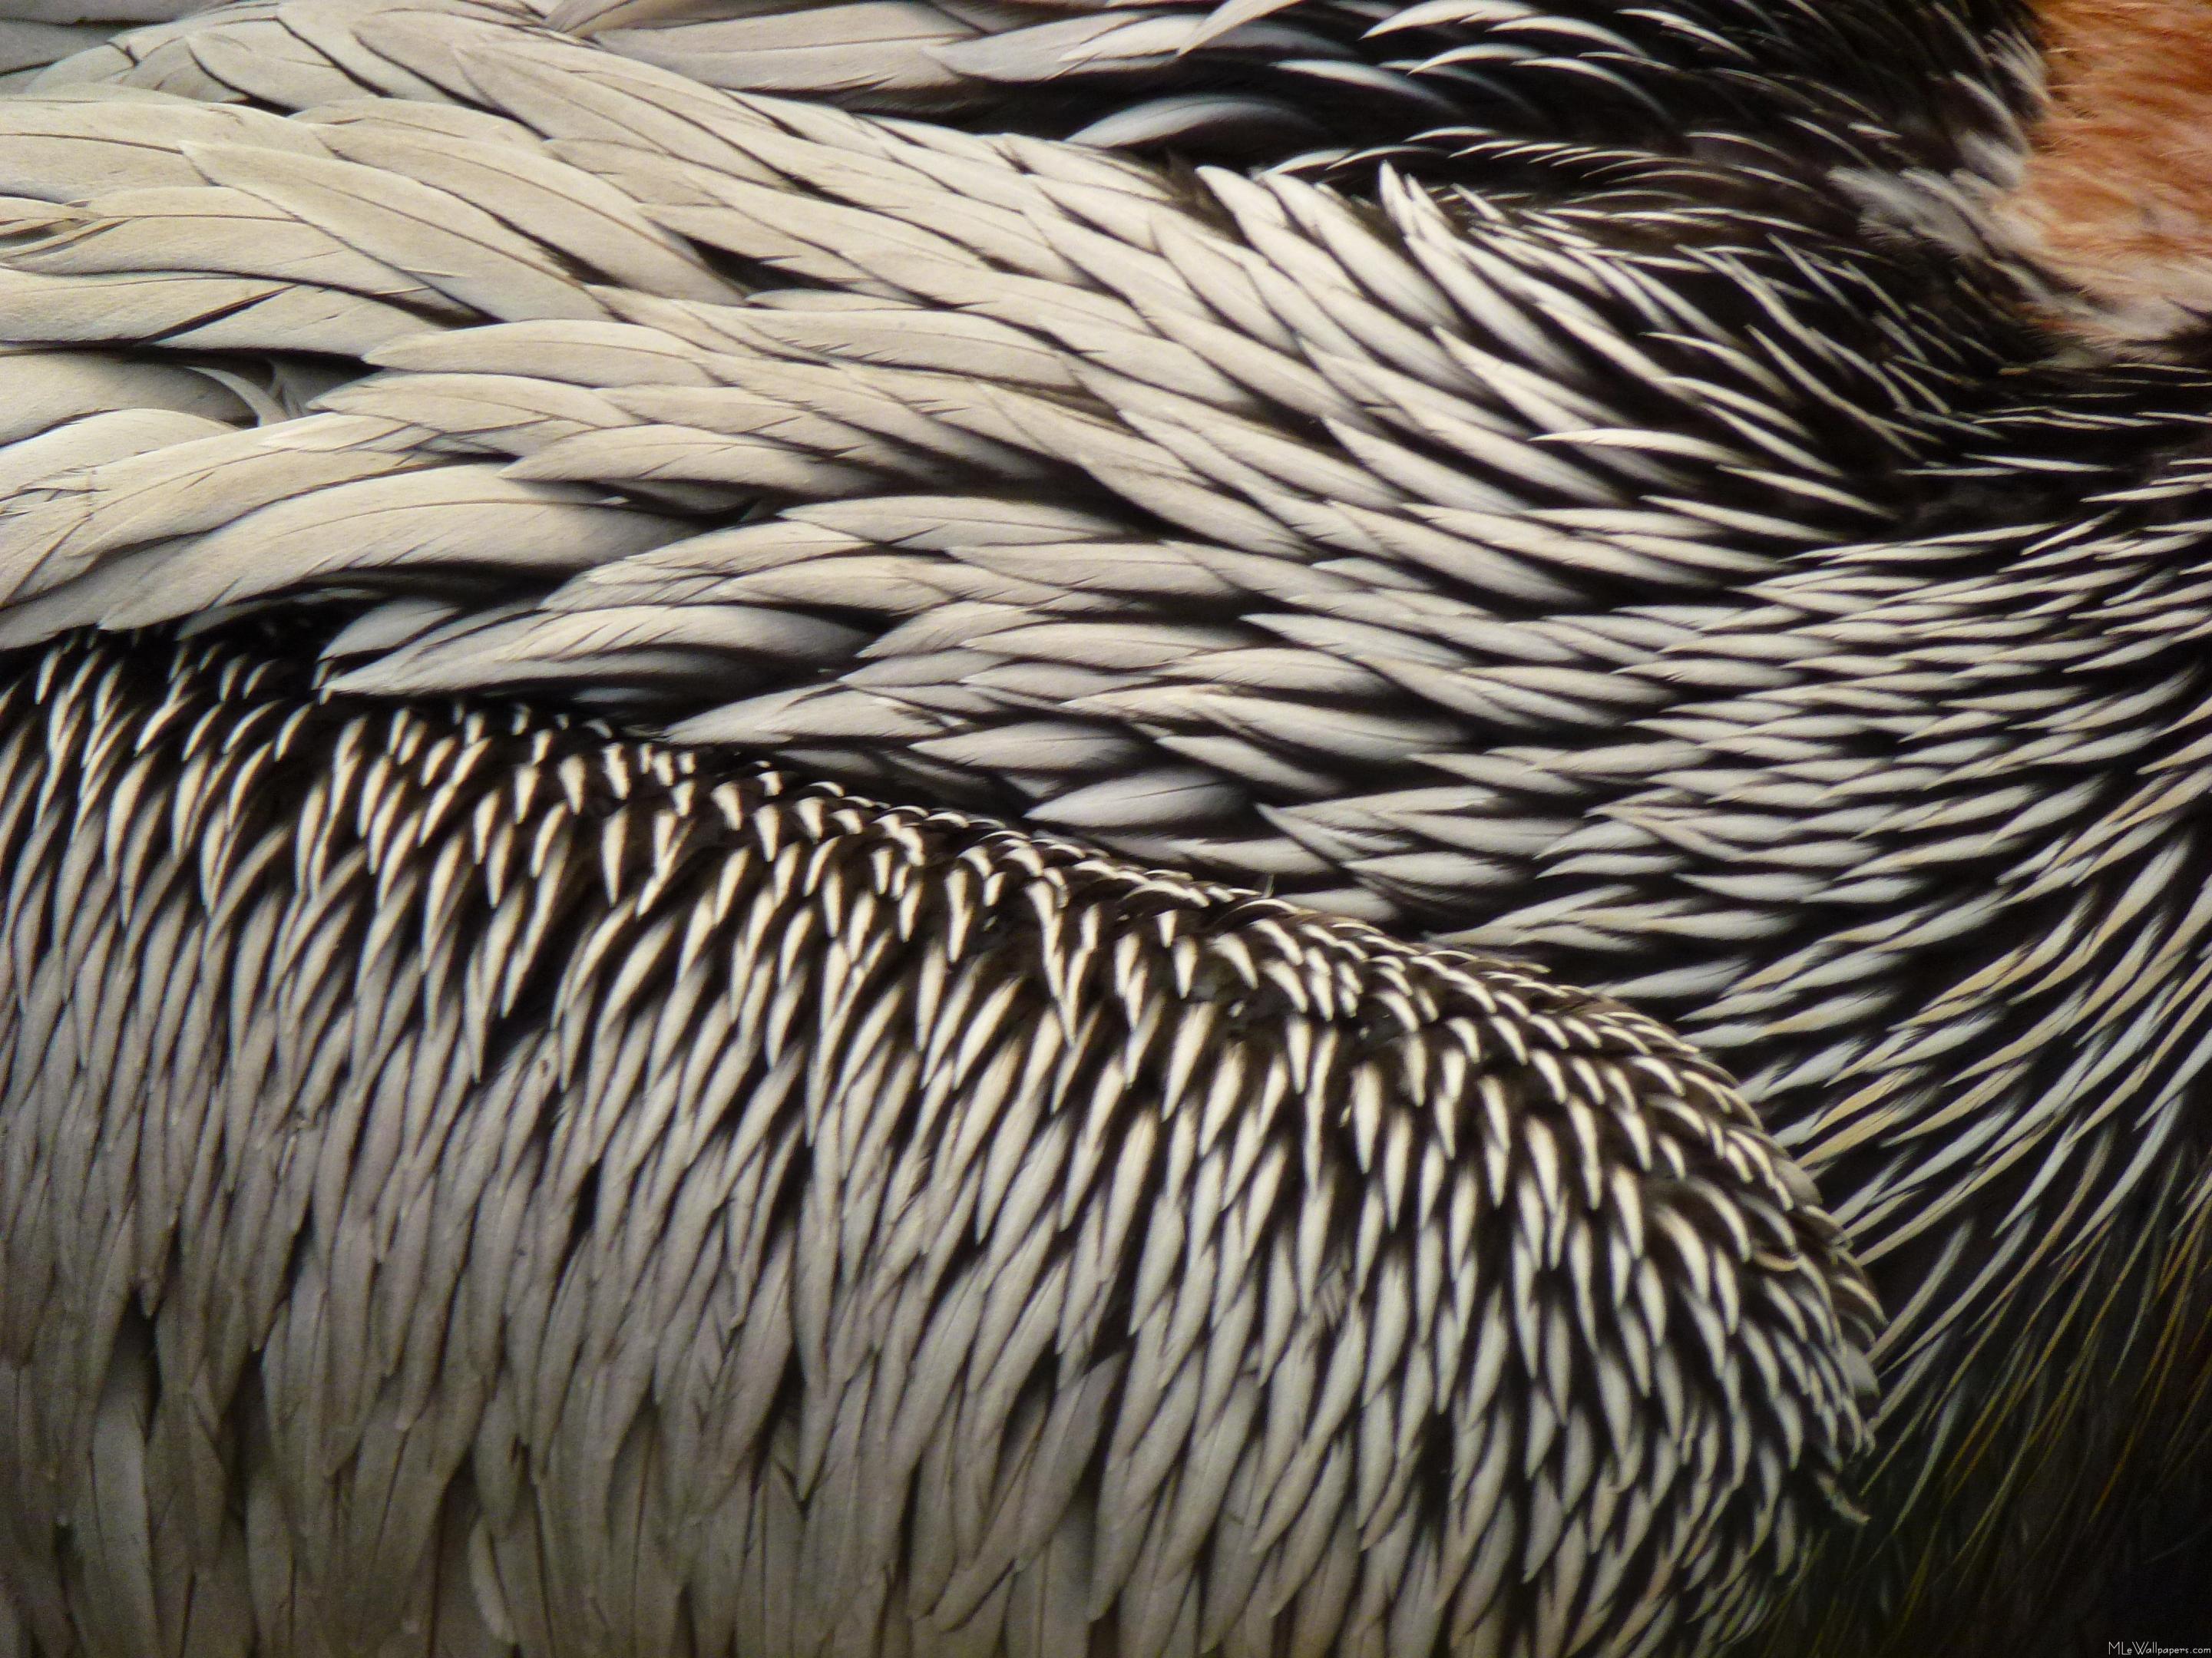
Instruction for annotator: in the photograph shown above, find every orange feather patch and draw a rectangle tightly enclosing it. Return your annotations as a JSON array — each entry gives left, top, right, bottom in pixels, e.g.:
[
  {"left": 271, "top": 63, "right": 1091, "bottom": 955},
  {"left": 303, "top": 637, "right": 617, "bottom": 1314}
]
[{"left": 2002, "top": 0, "right": 2212, "bottom": 342}]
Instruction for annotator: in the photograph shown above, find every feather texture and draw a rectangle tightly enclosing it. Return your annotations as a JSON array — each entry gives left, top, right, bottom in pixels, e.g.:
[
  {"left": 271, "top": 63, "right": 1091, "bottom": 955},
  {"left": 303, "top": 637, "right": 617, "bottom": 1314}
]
[
  {"left": 2, "top": 0, "right": 2211, "bottom": 1653},
  {"left": 0, "top": 625, "right": 1875, "bottom": 1658}
]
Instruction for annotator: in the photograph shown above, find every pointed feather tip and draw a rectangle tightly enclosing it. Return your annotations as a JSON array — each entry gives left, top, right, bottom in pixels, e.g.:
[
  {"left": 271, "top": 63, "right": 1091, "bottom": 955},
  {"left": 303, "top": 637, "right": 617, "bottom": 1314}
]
[
  {"left": 1182, "top": 0, "right": 1304, "bottom": 53},
  {"left": 1069, "top": 91, "right": 1305, "bottom": 149}
]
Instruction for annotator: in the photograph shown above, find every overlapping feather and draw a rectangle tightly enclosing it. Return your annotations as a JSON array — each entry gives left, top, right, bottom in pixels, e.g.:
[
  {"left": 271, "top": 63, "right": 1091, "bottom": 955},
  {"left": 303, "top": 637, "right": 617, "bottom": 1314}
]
[{"left": 1, "top": 0, "right": 2208, "bottom": 1653}]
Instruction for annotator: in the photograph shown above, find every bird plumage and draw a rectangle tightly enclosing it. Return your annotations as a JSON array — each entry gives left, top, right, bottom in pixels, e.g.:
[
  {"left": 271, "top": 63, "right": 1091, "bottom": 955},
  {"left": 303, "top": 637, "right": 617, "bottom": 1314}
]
[
  {"left": 0, "top": 624, "right": 1876, "bottom": 1658},
  {"left": 1, "top": 0, "right": 2209, "bottom": 1651}
]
